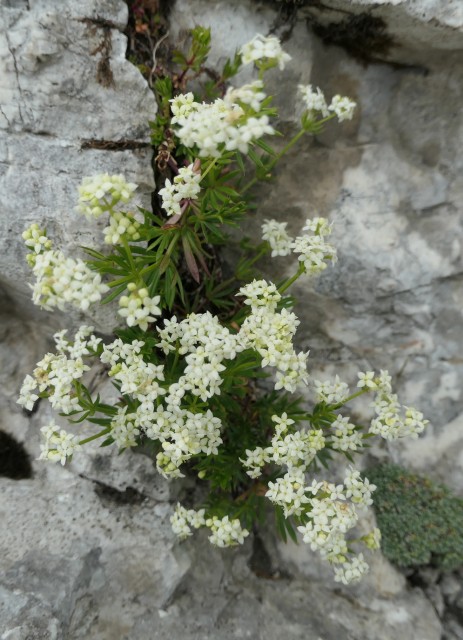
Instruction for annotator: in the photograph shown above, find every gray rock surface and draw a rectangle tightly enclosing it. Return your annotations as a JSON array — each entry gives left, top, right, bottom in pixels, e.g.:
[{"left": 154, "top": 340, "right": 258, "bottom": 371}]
[
  {"left": 0, "top": 0, "right": 156, "bottom": 330},
  {"left": 1, "top": 0, "right": 463, "bottom": 638}
]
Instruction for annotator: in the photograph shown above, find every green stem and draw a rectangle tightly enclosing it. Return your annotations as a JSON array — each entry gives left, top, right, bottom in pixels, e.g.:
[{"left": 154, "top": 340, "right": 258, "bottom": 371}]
[
  {"left": 278, "top": 264, "right": 305, "bottom": 294},
  {"left": 121, "top": 236, "right": 138, "bottom": 276},
  {"left": 171, "top": 345, "right": 180, "bottom": 372},
  {"left": 241, "top": 128, "right": 307, "bottom": 195},
  {"left": 200, "top": 157, "right": 220, "bottom": 182},
  {"left": 139, "top": 260, "right": 162, "bottom": 278},
  {"left": 332, "top": 388, "right": 370, "bottom": 410},
  {"left": 272, "top": 128, "right": 307, "bottom": 165},
  {"left": 78, "top": 427, "right": 111, "bottom": 446},
  {"left": 244, "top": 246, "right": 268, "bottom": 268}
]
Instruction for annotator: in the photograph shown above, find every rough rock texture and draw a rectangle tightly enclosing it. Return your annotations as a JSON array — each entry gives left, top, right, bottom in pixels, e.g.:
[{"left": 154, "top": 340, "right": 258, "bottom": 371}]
[
  {"left": 0, "top": 0, "right": 156, "bottom": 330},
  {"left": 1, "top": 0, "right": 463, "bottom": 638}
]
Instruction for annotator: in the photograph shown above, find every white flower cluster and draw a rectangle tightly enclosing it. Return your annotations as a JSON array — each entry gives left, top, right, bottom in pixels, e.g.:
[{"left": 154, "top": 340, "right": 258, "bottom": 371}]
[
  {"left": 294, "top": 468, "right": 378, "bottom": 583},
  {"left": 29, "top": 248, "right": 109, "bottom": 312},
  {"left": 239, "top": 34, "right": 292, "bottom": 70},
  {"left": 19, "top": 353, "right": 88, "bottom": 414},
  {"left": 157, "top": 311, "right": 244, "bottom": 401},
  {"left": 39, "top": 421, "right": 80, "bottom": 466},
  {"left": 292, "top": 217, "right": 337, "bottom": 275},
  {"left": 109, "top": 406, "right": 140, "bottom": 449},
  {"left": 298, "top": 84, "right": 330, "bottom": 117},
  {"left": 242, "top": 413, "right": 324, "bottom": 483},
  {"left": 18, "top": 326, "right": 101, "bottom": 412},
  {"left": 224, "top": 80, "right": 267, "bottom": 112},
  {"left": 170, "top": 87, "right": 274, "bottom": 158},
  {"left": 344, "top": 466, "right": 376, "bottom": 506},
  {"left": 154, "top": 408, "right": 222, "bottom": 478},
  {"left": 238, "top": 280, "right": 309, "bottom": 392},
  {"left": 103, "top": 211, "right": 141, "bottom": 245},
  {"left": 261, "top": 219, "right": 293, "bottom": 257},
  {"left": 329, "top": 95, "right": 357, "bottom": 122},
  {"left": 261, "top": 216, "right": 337, "bottom": 276},
  {"left": 76, "top": 174, "right": 137, "bottom": 219},
  {"left": 367, "top": 370, "right": 429, "bottom": 439},
  {"left": 206, "top": 515, "right": 250, "bottom": 547},
  {"left": 266, "top": 471, "right": 311, "bottom": 517},
  {"left": 100, "top": 336, "right": 224, "bottom": 475},
  {"left": 22, "top": 223, "right": 51, "bottom": 259},
  {"left": 170, "top": 92, "right": 196, "bottom": 122},
  {"left": 170, "top": 504, "right": 206, "bottom": 539},
  {"left": 101, "top": 338, "right": 165, "bottom": 402},
  {"left": 333, "top": 554, "right": 370, "bottom": 585},
  {"left": 53, "top": 325, "right": 102, "bottom": 358},
  {"left": 239, "top": 401, "right": 378, "bottom": 582},
  {"left": 329, "top": 415, "right": 363, "bottom": 452},
  {"left": 299, "top": 85, "right": 357, "bottom": 122},
  {"left": 118, "top": 284, "right": 162, "bottom": 332},
  {"left": 170, "top": 505, "right": 249, "bottom": 548},
  {"left": 158, "top": 164, "right": 202, "bottom": 217},
  {"left": 313, "top": 375, "right": 350, "bottom": 405}
]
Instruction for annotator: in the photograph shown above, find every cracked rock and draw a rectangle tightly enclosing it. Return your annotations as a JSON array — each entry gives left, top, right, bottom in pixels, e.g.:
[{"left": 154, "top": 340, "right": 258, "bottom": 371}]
[{"left": 0, "top": 0, "right": 156, "bottom": 332}]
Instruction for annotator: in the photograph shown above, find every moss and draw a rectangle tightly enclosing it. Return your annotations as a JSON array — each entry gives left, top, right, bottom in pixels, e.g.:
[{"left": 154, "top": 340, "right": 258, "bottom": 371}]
[{"left": 368, "top": 464, "right": 463, "bottom": 571}]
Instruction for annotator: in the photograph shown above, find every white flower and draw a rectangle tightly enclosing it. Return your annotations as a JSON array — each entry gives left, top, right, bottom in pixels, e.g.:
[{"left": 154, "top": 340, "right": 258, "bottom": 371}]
[
  {"left": 268, "top": 428, "right": 325, "bottom": 472},
  {"left": 118, "top": 286, "right": 161, "bottom": 331},
  {"left": 110, "top": 406, "right": 140, "bottom": 449},
  {"left": 170, "top": 93, "right": 196, "bottom": 123},
  {"left": 313, "top": 376, "right": 350, "bottom": 405},
  {"left": 22, "top": 223, "right": 52, "bottom": 254},
  {"left": 357, "top": 371, "right": 378, "bottom": 390},
  {"left": 333, "top": 554, "right": 369, "bottom": 585},
  {"left": 330, "top": 415, "right": 363, "bottom": 452},
  {"left": 266, "top": 471, "right": 309, "bottom": 517},
  {"left": 292, "top": 232, "right": 337, "bottom": 275},
  {"left": 100, "top": 338, "right": 144, "bottom": 367},
  {"left": 240, "top": 34, "right": 291, "bottom": 70},
  {"left": 39, "top": 422, "right": 80, "bottom": 466},
  {"left": 271, "top": 412, "right": 295, "bottom": 436},
  {"left": 26, "top": 350, "right": 89, "bottom": 415},
  {"left": 103, "top": 211, "right": 141, "bottom": 245},
  {"left": 329, "top": 95, "right": 356, "bottom": 122},
  {"left": 171, "top": 503, "right": 206, "bottom": 539},
  {"left": 241, "top": 446, "right": 271, "bottom": 478},
  {"left": 343, "top": 467, "right": 376, "bottom": 507},
  {"left": 30, "top": 249, "right": 109, "bottom": 312},
  {"left": 171, "top": 92, "right": 275, "bottom": 158},
  {"left": 261, "top": 219, "right": 293, "bottom": 257},
  {"left": 238, "top": 279, "right": 281, "bottom": 310},
  {"left": 224, "top": 80, "right": 267, "bottom": 113},
  {"left": 298, "top": 85, "right": 329, "bottom": 117},
  {"left": 206, "top": 515, "right": 249, "bottom": 547},
  {"left": 369, "top": 381, "right": 429, "bottom": 440},
  {"left": 53, "top": 325, "right": 102, "bottom": 358},
  {"left": 158, "top": 164, "right": 201, "bottom": 217},
  {"left": 17, "top": 375, "right": 39, "bottom": 410},
  {"left": 76, "top": 174, "right": 137, "bottom": 218}
]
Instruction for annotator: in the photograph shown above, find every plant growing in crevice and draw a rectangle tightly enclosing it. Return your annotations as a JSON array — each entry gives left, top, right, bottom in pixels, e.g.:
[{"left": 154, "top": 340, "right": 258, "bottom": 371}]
[{"left": 18, "top": 29, "right": 428, "bottom": 585}]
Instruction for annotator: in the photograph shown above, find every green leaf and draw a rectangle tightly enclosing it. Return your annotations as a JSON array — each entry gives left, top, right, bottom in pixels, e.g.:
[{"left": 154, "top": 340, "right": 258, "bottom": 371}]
[{"left": 101, "top": 284, "right": 127, "bottom": 305}]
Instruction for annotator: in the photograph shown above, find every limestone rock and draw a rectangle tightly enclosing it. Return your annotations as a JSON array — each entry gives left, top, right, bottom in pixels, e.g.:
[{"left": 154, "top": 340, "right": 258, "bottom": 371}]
[
  {"left": 1, "top": 0, "right": 462, "bottom": 638},
  {"left": 0, "top": 0, "right": 156, "bottom": 331},
  {"left": 0, "top": 469, "right": 190, "bottom": 640}
]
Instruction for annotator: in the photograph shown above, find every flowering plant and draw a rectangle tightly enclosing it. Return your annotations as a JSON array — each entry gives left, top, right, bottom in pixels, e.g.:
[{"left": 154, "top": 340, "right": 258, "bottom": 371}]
[{"left": 18, "top": 28, "right": 427, "bottom": 584}]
